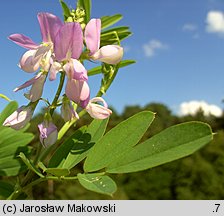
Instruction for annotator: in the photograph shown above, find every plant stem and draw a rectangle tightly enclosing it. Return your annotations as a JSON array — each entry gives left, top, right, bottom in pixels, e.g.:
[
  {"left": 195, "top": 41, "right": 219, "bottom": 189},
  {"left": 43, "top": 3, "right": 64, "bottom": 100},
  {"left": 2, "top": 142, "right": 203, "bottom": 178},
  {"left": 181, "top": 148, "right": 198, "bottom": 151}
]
[
  {"left": 97, "top": 64, "right": 119, "bottom": 97},
  {"left": 14, "top": 143, "right": 43, "bottom": 198},
  {"left": 7, "top": 175, "right": 78, "bottom": 200},
  {"left": 56, "top": 64, "right": 119, "bottom": 141},
  {"left": 33, "top": 144, "right": 43, "bottom": 165},
  {"left": 57, "top": 109, "right": 86, "bottom": 141},
  {"left": 50, "top": 72, "right": 65, "bottom": 116},
  {"left": 8, "top": 72, "right": 66, "bottom": 200}
]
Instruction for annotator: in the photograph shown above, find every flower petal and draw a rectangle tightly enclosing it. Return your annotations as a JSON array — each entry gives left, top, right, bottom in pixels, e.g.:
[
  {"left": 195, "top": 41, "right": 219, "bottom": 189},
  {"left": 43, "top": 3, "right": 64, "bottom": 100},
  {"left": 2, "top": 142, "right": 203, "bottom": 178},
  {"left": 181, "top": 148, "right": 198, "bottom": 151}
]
[
  {"left": 92, "top": 45, "right": 123, "bottom": 65},
  {"left": 72, "top": 59, "right": 88, "bottom": 81},
  {"left": 65, "top": 79, "right": 90, "bottom": 104},
  {"left": 54, "top": 22, "right": 83, "bottom": 61},
  {"left": 38, "top": 12, "right": 63, "bottom": 43},
  {"left": 86, "top": 103, "right": 112, "bottom": 119},
  {"left": 89, "top": 97, "right": 108, "bottom": 108},
  {"left": 38, "top": 122, "right": 58, "bottom": 147},
  {"left": 64, "top": 59, "right": 88, "bottom": 81},
  {"left": 3, "top": 106, "right": 33, "bottom": 130},
  {"left": 61, "top": 102, "right": 79, "bottom": 122},
  {"left": 19, "top": 49, "right": 41, "bottom": 72},
  {"left": 79, "top": 81, "right": 90, "bottom": 101},
  {"left": 49, "top": 62, "right": 62, "bottom": 81},
  {"left": 8, "top": 34, "right": 38, "bottom": 49},
  {"left": 14, "top": 73, "right": 43, "bottom": 92},
  {"left": 85, "top": 19, "right": 101, "bottom": 55},
  {"left": 25, "top": 74, "right": 46, "bottom": 102}
]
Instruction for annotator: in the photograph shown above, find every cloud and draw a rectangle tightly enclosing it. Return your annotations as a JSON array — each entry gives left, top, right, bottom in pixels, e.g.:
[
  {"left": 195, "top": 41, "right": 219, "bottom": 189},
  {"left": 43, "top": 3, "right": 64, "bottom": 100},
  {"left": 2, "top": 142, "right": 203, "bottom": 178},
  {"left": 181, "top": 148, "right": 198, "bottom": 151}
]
[
  {"left": 206, "top": 11, "right": 224, "bottom": 35},
  {"left": 143, "top": 39, "right": 168, "bottom": 58},
  {"left": 182, "top": 23, "right": 200, "bottom": 39},
  {"left": 178, "top": 100, "right": 222, "bottom": 117},
  {"left": 182, "top": 23, "right": 198, "bottom": 32}
]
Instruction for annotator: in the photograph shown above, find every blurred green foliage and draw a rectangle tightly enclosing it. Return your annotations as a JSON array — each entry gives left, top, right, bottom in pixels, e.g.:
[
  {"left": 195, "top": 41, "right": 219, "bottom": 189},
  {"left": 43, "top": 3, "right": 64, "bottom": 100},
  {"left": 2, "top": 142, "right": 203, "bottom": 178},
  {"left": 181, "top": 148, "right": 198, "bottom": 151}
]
[{"left": 9, "top": 102, "right": 224, "bottom": 199}]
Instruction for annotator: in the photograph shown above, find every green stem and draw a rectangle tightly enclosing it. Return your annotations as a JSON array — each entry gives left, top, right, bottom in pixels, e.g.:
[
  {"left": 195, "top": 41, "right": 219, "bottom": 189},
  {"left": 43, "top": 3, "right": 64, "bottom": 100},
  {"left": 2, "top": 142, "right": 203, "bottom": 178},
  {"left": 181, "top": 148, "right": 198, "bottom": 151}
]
[
  {"left": 97, "top": 64, "right": 119, "bottom": 97},
  {"left": 58, "top": 109, "right": 86, "bottom": 140},
  {"left": 33, "top": 144, "right": 43, "bottom": 165},
  {"left": 55, "top": 64, "right": 120, "bottom": 142},
  {"left": 50, "top": 72, "right": 65, "bottom": 116},
  {"left": 8, "top": 72, "right": 66, "bottom": 200},
  {"left": 7, "top": 175, "right": 78, "bottom": 200},
  {"left": 14, "top": 143, "right": 43, "bottom": 198}
]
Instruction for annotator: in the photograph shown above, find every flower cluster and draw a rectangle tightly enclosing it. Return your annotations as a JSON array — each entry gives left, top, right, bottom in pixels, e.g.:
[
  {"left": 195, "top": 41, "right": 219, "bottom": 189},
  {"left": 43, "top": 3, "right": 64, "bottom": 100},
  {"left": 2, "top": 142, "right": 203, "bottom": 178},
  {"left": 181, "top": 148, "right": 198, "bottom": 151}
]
[{"left": 3, "top": 12, "right": 123, "bottom": 147}]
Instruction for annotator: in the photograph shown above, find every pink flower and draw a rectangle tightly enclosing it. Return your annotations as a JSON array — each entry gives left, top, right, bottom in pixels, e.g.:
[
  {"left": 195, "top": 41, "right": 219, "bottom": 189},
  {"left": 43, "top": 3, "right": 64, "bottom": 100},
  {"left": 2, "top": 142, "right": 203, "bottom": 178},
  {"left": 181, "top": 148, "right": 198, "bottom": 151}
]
[
  {"left": 14, "top": 72, "right": 46, "bottom": 102},
  {"left": 38, "top": 12, "right": 63, "bottom": 44},
  {"left": 54, "top": 22, "right": 83, "bottom": 62},
  {"left": 9, "top": 12, "right": 63, "bottom": 72},
  {"left": 85, "top": 97, "right": 112, "bottom": 119},
  {"left": 85, "top": 19, "right": 124, "bottom": 65},
  {"left": 49, "top": 61, "right": 62, "bottom": 81},
  {"left": 3, "top": 106, "right": 33, "bottom": 130},
  {"left": 9, "top": 13, "right": 63, "bottom": 101},
  {"left": 50, "top": 21, "right": 86, "bottom": 81},
  {"left": 85, "top": 19, "right": 101, "bottom": 55},
  {"left": 38, "top": 121, "right": 58, "bottom": 147},
  {"left": 65, "top": 79, "right": 90, "bottom": 106},
  {"left": 63, "top": 59, "right": 88, "bottom": 81}
]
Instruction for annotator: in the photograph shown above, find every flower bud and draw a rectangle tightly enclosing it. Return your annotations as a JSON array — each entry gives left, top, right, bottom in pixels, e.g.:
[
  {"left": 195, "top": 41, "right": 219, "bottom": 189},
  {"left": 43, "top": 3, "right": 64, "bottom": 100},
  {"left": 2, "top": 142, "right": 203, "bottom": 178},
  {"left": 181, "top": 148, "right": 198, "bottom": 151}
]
[
  {"left": 3, "top": 106, "right": 33, "bottom": 130},
  {"left": 92, "top": 45, "right": 123, "bottom": 65},
  {"left": 61, "top": 99, "right": 79, "bottom": 122},
  {"left": 85, "top": 97, "right": 112, "bottom": 119},
  {"left": 38, "top": 121, "right": 58, "bottom": 147}
]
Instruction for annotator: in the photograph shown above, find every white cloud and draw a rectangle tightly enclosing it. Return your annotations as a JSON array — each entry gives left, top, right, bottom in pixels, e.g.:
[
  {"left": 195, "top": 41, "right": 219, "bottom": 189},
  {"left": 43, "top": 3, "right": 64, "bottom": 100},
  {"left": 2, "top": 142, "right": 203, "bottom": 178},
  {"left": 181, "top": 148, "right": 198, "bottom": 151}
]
[
  {"left": 206, "top": 11, "right": 224, "bottom": 35},
  {"left": 143, "top": 39, "right": 168, "bottom": 58},
  {"left": 178, "top": 100, "right": 222, "bottom": 117},
  {"left": 182, "top": 23, "right": 200, "bottom": 39},
  {"left": 182, "top": 23, "right": 198, "bottom": 32}
]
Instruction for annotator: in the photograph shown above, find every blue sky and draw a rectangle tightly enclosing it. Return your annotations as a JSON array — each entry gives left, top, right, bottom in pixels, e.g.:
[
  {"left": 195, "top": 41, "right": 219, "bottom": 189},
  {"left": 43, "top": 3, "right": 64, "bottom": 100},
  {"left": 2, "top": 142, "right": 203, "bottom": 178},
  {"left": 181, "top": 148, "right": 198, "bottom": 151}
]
[{"left": 1, "top": 0, "right": 224, "bottom": 114}]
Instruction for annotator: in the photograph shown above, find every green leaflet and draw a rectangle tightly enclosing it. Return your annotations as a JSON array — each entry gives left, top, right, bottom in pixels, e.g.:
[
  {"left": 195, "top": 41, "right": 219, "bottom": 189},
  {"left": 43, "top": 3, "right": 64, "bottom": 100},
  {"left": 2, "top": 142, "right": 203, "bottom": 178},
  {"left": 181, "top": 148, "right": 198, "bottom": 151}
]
[
  {"left": 48, "top": 118, "right": 108, "bottom": 169},
  {"left": 102, "top": 26, "right": 129, "bottom": 33},
  {"left": 60, "top": 0, "right": 71, "bottom": 20},
  {"left": 0, "top": 126, "right": 34, "bottom": 176},
  {"left": 77, "top": 173, "right": 117, "bottom": 196},
  {"left": 101, "top": 14, "right": 123, "bottom": 30},
  {"left": 88, "top": 60, "right": 136, "bottom": 76},
  {"left": 48, "top": 126, "right": 86, "bottom": 168},
  {"left": 106, "top": 122, "right": 213, "bottom": 173},
  {"left": 84, "top": 111, "right": 155, "bottom": 172},
  {"left": 100, "top": 27, "right": 132, "bottom": 46},
  {"left": 0, "top": 94, "right": 11, "bottom": 102}
]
